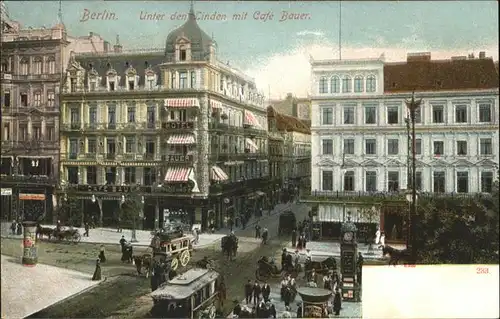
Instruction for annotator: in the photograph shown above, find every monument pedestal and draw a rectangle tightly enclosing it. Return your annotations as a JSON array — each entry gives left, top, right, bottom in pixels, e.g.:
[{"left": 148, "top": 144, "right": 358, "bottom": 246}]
[{"left": 22, "top": 221, "right": 38, "bottom": 266}]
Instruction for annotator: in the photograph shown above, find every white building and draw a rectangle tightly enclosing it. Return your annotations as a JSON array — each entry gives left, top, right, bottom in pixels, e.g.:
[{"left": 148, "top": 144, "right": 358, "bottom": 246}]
[{"left": 308, "top": 52, "right": 499, "bottom": 238}]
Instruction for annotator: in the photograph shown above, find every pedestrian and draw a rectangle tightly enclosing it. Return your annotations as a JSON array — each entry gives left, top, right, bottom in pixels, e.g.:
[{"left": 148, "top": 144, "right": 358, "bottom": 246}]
[
  {"left": 255, "top": 224, "right": 261, "bottom": 239},
  {"left": 99, "top": 245, "right": 106, "bottom": 263},
  {"left": 91, "top": 215, "right": 96, "bottom": 228},
  {"left": 375, "top": 227, "right": 381, "bottom": 245},
  {"left": 232, "top": 300, "right": 242, "bottom": 317},
  {"left": 296, "top": 235, "right": 303, "bottom": 250},
  {"left": 357, "top": 252, "right": 364, "bottom": 284},
  {"left": 117, "top": 216, "right": 122, "bottom": 233},
  {"left": 228, "top": 217, "right": 233, "bottom": 232},
  {"left": 193, "top": 228, "right": 199, "bottom": 245},
  {"left": 281, "top": 248, "right": 288, "bottom": 271},
  {"left": 291, "top": 229, "right": 297, "bottom": 247},
  {"left": 256, "top": 299, "right": 266, "bottom": 318},
  {"left": 262, "top": 227, "right": 268, "bottom": 244},
  {"left": 259, "top": 207, "right": 263, "bottom": 217},
  {"left": 296, "top": 302, "right": 303, "bottom": 318},
  {"left": 379, "top": 231, "right": 386, "bottom": 248},
  {"left": 244, "top": 279, "right": 253, "bottom": 304},
  {"left": 10, "top": 220, "right": 16, "bottom": 235},
  {"left": 333, "top": 288, "right": 342, "bottom": 316},
  {"left": 323, "top": 271, "right": 333, "bottom": 290},
  {"left": 307, "top": 268, "right": 318, "bottom": 286},
  {"left": 302, "top": 233, "right": 307, "bottom": 249},
  {"left": 92, "top": 259, "right": 101, "bottom": 281},
  {"left": 269, "top": 300, "right": 277, "bottom": 318},
  {"left": 252, "top": 280, "right": 261, "bottom": 304},
  {"left": 262, "top": 281, "right": 271, "bottom": 302},
  {"left": 84, "top": 222, "right": 90, "bottom": 237},
  {"left": 56, "top": 220, "right": 61, "bottom": 232},
  {"left": 134, "top": 255, "right": 143, "bottom": 275},
  {"left": 219, "top": 277, "right": 227, "bottom": 307}
]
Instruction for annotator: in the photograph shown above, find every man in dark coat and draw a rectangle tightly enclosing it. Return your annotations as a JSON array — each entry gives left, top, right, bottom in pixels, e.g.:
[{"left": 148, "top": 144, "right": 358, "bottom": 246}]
[
  {"left": 291, "top": 229, "right": 297, "bottom": 247},
  {"left": 84, "top": 222, "right": 90, "bottom": 237},
  {"left": 357, "top": 252, "right": 364, "bottom": 285},
  {"left": 269, "top": 302, "right": 277, "bottom": 318},
  {"left": 232, "top": 300, "right": 242, "bottom": 317},
  {"left": 255, "top": 224, "right": 261, "bottom": 239},
  {"left": 91, "top": 259, "right": 101, "bottom": 281},
  {"left": 281, "top": 248, "right": 288, "bottom": 271},
  {"left": 252, "top": 280, "right": 261, "bottom": 304},
  {"left": 244, "top": 279, "right": 253, "bottom": 304},
  {"left": 333, "top": 288, "right": 342, "bottom": 316},
  {"left": 262, "top": 281, "right": 271, "bottom": 302}
]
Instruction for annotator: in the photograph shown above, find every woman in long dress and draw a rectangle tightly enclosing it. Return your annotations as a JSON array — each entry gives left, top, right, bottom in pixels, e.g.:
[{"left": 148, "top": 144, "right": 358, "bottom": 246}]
[{"left": 92, "top": 259, "right": 101, "bottom": 281}]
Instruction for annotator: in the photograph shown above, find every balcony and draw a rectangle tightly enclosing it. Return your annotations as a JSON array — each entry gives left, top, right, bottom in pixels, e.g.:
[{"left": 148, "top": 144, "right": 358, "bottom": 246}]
[
  {"left": 0, "top": 174, "right": 57, "bottom": 185},
  {"left": 81, "top": 153, "right": 97, "bottom": 160},
  {"left": 144, "top": 153, "right": 156, "bottom": 160},
  {"left": 12, "top": 73, "right": 61, "bottom": 81},
  {"left": 61, "top": 123, "right": 82, "bottom": 131},
  {"left": 209, "top": 122, "right": 244, "bottom": 135},
  {"left": 244, "top": 126, "right": 266, "bottom": 137},
  {"left": 162, "top": 154, "right": 194, "bottom": 164},
  {"left": 105, "top": 123, "right": 117, "bottom": 130},
  {"left": 162, "top": 121, "right": 195, "bottom": 131},
  {"left": 68, "top": 153, "right": 78, "bottom": 160},
  {"left": 84, "top": 123, "right": 102, "bottom": 131},
  {"left": 122, "top": 153, "right": 137, "bottom": 161},
  {"left": 301, "top": 190, "right": 483, "bottom": 203},
  {"left": 106, "top": 153, "right": 116, "bottom": 160}
]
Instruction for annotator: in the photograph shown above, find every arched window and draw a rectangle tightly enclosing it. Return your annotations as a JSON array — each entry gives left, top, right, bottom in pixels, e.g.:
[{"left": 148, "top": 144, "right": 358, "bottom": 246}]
[
  {"left": 342, "top": 76, "right": 352, "bottom": 93},
  {"left": 19, "top": 58, "right": 29, "bottom": 75},
  {"left": 319, "top": 77, "right": 328, "bottom": 93},
  {"left": 47, "top": 56, "right": 56, "bottom": 74},
  {"left": 33, "top": 57, "right": 43, "bottom": 74},
  {"left": 1, "top": 59, "right": 8, "bottom": 72},
  {"left": 330, "top": 76, "right": 340, "bottom": 93},
  {"left": 354, "top": 76, "right": 364, "bottom": 93},
  {"left": 366, "top": 75, "right": 376, "bottom": 92}
]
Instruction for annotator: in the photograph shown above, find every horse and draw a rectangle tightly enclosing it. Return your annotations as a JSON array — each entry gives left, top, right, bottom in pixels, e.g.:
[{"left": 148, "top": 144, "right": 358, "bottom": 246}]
[
  {"left": 221, "top": 235, "right": 238, "bottom": 261},
  {"left": 36, "top": 225, "right": 55, "bottom": 240},
  {"left": 133, "top": 254, "right": 153, "bottom": 277},
  {"left": 382, "top": 245, "right": 413, "bottom": 266}
]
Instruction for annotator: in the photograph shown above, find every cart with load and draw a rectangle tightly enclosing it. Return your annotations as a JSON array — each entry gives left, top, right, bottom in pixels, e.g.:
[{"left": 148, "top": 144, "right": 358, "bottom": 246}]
[
  {"left": 150, "top": 231, "right": 194, "bottom": 271},
  {"left": 304, "top": 255, "right": 337, "bottom": 275}
]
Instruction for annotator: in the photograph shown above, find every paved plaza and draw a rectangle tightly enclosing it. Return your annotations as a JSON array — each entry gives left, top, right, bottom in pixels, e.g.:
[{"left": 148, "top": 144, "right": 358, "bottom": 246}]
[
  {"left": 1, "top": 254, "right": 101, "bottom": 318},
  {"left": 232, "top": 282, "right": 361, "bottom": 318}
]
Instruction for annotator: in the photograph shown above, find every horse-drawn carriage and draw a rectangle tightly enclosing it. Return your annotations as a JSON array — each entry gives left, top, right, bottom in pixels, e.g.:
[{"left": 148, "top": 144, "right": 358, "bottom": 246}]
[
  {"left": 255, "top": 256, "right": 282, "bottom": 281},
  {"left": 150, "top": 268, "right": 223, "bottom": 319},
  {"left": 304, "top": 255, "right": 337, "bottom": 275},
  {"left": 221, "top": 235, "right": 238, "bottom": 260},
  {"left": 36, "top": 225, "right": 81, "bottom": 243},
  {"left": 150, "top": 231, "right": 194, "bottom": 271}
]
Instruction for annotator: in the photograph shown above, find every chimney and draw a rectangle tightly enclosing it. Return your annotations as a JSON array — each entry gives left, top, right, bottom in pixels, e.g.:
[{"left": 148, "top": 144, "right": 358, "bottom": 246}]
[
  {"left": 113, "top": 34, "right": 122, "bottom": 53},
  {"left": 479, "top": 51, "right": 486, "bottom": 59},
  {"left": 89, "top": 32, "right": 93, "bottom": 37},
  {"left": 407, "top": 52, "right": 431, "bottom": 62}
]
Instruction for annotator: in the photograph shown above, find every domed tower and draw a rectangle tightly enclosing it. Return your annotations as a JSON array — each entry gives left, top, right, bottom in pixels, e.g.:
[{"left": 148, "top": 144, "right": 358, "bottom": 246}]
[{"left": 164, "top": 4, "right": 216, "bottom": 63}]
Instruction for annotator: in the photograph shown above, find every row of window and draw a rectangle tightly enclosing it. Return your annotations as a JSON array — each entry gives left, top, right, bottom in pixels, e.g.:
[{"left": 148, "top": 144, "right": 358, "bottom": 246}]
[
  {"left": 1, "top": 56, "right": 57, "bottom": 75},
  {"left": 67, "top": 137, "right": 157, "bottom": 156},
  {"left": 3, "top": 123, "right": 56, "bottom": 141},
  {"left": 321, "top": 170, "right": 495, "bottom": 193},
  {"left": 318, "top": 75, "right": 377, "bottom": 94},
  {"left": 321, "top": 138, "right": 494, "bottom": 156},
  {"left": 66, "top": 166, "right": 158, "bottom": 185},
  {"left": 69, "top": 105, "right": 157, "bottom": 125},
  {"left": 320, "top": 103, "right": 493, "bottom": 125},
  {"left": 2, "top": 90, "right": 56, "bottom": 108}
]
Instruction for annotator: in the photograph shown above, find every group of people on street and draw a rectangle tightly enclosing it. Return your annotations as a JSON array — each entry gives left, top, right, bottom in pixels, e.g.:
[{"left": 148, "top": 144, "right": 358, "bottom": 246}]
[
  {"left": 10, "top": 220, "right": 23, "bottom": 235},
  {"left": 244, "top": 280, "right": 272, "bottom": 304},
  {"left": 119, "top": 235, "right": 134, "bottom": 263},
  {"left": 255, "top": 224, "right": 269, "bottom": 245},
  {"left": 232, "top": 298, "right": 277, "bottom": 318},
  {"left": 291, "top": 219, "right": 311, "bottom": 250}
]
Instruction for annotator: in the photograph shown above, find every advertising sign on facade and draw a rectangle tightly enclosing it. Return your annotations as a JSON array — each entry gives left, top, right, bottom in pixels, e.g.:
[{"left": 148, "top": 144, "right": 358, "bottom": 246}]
[
  {"left": 19, "top": 193, "right": 46, "bottom": 201},
  {"left": 1, "top": 188, "right": 12, "bottom": 196}
]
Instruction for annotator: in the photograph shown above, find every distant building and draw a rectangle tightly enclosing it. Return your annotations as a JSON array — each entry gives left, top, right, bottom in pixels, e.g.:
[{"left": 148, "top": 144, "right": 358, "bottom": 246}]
[
  {"left": 307, "top": 51, "right": 499, "bottom": 241},
  {"left": 269, "top": 93, "right": 311, "bottom": 125},
  {"left": 267, "top": 106, "right": 311, "bottom": 203},
  {"left": 59, "top": 6, "right": 268, "bottom": 230}
]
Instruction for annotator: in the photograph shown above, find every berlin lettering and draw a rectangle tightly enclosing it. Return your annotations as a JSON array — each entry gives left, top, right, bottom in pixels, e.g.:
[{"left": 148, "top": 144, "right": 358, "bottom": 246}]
[{"left": 80, "top": 9, "right": 118, "bottom": 22}]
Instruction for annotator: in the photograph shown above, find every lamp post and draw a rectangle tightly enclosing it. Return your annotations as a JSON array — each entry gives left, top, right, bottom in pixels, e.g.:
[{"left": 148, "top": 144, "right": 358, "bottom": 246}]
[{"left": 404, "top": 91, "right": 422, "bottom": 262}]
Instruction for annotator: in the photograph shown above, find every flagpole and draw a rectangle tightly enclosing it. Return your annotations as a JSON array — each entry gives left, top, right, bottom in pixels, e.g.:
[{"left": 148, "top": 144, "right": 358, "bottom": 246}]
[{"left": 339, "top": 0, "right": 342, "bottom": 60}]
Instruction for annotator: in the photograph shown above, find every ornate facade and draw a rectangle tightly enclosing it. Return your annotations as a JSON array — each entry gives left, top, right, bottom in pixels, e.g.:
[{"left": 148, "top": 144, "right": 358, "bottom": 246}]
[{"left": 59, "top": 7, "right": 268, "bottom": 230}]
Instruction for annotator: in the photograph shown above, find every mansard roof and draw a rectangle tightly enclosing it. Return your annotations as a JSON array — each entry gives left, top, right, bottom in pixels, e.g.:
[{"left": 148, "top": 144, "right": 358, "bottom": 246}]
[
  {"left": 385, "top": 57, "right": 499, "bottom": 93},
  {"left": 267, "top": 106, "right": 311, "bottom": 135},
  {"left": 74, "top": 52, "right": 164, "bottom": 88}
]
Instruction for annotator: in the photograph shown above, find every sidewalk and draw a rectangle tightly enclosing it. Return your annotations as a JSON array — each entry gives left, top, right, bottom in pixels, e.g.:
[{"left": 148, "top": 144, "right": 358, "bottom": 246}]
[
  {"left": 285, "top": 241, "right": 400, "bottom": 260},
  {"left": 1, "top": 254, "right": 101, "bottom": 318},
  {"left": 0, "top": 224, "right": 224, "bottom": 249}
]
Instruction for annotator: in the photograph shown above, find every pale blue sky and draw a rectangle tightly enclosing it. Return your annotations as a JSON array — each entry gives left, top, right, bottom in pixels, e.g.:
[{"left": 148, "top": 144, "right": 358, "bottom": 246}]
[{"left": 5, "top": 1, "right": 499, "bottom": 97}]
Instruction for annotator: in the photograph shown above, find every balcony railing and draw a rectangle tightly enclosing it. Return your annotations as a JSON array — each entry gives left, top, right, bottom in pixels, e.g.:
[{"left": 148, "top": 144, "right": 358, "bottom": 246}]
[
  {"left": 244, "top": 126, "right": 267, "bottom": 137},
  {"left": 60, "top": 123, "right": 82, "bottom": 131},
  {"left": 301, "top": 190, "right": 487, "bottom": 203},
  {"left": 0, "top": 174, "right": 57, "bottom": 184},
  {"left": 144, "top": 153, "right": 156, "bottom": 160},
  {"left": 106, "top": 153, "right": 116, "bottom": 160},
  {"left": 12, "top": 73, "right": 62, "bottom": 81},
  {"left": 209, "top": 152, "right": 268, "bottom": 162}
]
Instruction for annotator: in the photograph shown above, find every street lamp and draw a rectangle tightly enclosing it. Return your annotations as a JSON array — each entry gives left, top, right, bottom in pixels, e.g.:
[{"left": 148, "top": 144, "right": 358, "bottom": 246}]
[{"left": 404, "top": 91, "right": 422, "bottom": 262}]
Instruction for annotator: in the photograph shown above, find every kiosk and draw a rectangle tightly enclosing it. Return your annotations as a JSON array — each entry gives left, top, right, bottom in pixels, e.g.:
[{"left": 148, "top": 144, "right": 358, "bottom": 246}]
[{"left": 296, "top": 287, "right": 332, "bottom": 318}]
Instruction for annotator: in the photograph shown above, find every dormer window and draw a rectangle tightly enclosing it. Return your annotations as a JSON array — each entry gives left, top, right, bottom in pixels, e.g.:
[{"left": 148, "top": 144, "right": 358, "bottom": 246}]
[
  {"left": 128, "top": 78, "right": 135, "bottom": 90},
  {"left": 109, "top": 81, "right": 115, "bottom": 91},
  {"left": 70, "top": 78, "right": 77, "bottom": 92},
  {"left": 180, "top": 48, "right": 187, "bottom": 61},
  {"left": 146, "top": 73, "right": 156, "bottom": 90},
  {"left": 89, "top": 80, "right": 96, "bottom": 91}
]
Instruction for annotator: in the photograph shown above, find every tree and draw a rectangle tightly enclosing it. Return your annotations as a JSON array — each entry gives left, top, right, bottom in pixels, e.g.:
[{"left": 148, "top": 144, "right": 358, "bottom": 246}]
[
  {"left": 59, "top": 196, "right": 83, "bottom": 227},
  {"left": 118, "top": 194, "right": 143, "bottom": 229},
  {"left": 413, "top": 179, "right": 499, "bottom": 264}
]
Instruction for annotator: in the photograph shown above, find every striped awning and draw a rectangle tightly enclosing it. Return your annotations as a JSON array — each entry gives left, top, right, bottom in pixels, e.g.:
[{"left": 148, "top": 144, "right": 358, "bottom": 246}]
[
  {"left": 165, "top": 167, "right": 192, "bottom": 182},
  {"left": 210, "top": 100, "right": 223, "bottom": 111},
  {"left": 244, "top": 110, "right": 261, "bottom": 127},
  {"left": 211, "top": 166, "right": 229, "bottom": 181},
  {"left": 245, "top": 138, "right": 259, "bottom": 152},
  {"left": 167, "top": 134, "right": 196, "bottom": 144},
  {"left": 164, "top": 98, "right": 200, "bottom": 108}
]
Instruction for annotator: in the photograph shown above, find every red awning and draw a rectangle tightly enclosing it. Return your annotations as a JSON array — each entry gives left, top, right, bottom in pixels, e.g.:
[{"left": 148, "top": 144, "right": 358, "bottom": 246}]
[
  {"left": 244, "top": 110, "right": 261, "bottom": 127},
  {"left": 164, "top": 167, "right": 191, "bottom": 182},
  {"left": 167, "top": 134, "right": 196, "bottom": 144},
  {"left": 164, "top": 98, "right": 200, "bottom": 108},
  {"left": 211, "top": 166, "right": 229, "bottom": 181},
  {"left": 210, "top": 100, "right": 223, "bottom": 111}
]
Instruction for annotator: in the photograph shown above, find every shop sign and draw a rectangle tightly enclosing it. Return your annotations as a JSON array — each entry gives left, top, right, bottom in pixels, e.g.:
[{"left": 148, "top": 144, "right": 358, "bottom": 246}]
[
  {"left": 19, "top": 193, "right": 46, "bottom": 201},
  {"left": 165, "top": 121, "right": 194, "bottom": 129},
  {"left": 162, "top": 182, "right": 193, "bottom": 194},
  {"left": 1, "top": 188, "right": 12, "bottom": 196},
  {"left": 165, "top": 154, "right": 193, "bottom": 163}
]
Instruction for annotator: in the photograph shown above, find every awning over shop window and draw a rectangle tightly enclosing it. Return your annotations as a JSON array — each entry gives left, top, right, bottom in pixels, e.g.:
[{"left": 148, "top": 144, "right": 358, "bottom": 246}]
[
  {"left": 165, "top": 167, "right": 191, "bottom": 182},
  {"left": 318, "top": 205, "right": 344, "bottom": 222},
  {"left": 210, "top": 100, "right": 223, "bottom": 111},
  {"left": 164, "top": 98, "right": 200, "bottom": 108},
  {"left": 245, "top": 138, "right": 259, "bottom": 152},
  {"left": 244, "top": 110, "right": 261, "bottom": 128},
  {"left": 318, "top": 205, "right": 381, "bottom": 223},
  {"left": 211, "top": 166, "right": 229, "bottom": 181},
  {"left": 167, "top": 134, "right": 196, "bottom": 144}
]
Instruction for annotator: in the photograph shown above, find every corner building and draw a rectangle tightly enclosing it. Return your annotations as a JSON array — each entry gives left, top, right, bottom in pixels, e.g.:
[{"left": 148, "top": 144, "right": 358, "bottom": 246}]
[
  {"left": 308, "top": 52, "right": 499, "bottom": 241},
  {"left": 59, "top": 8, "right": 268, "bottom": 230}
]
